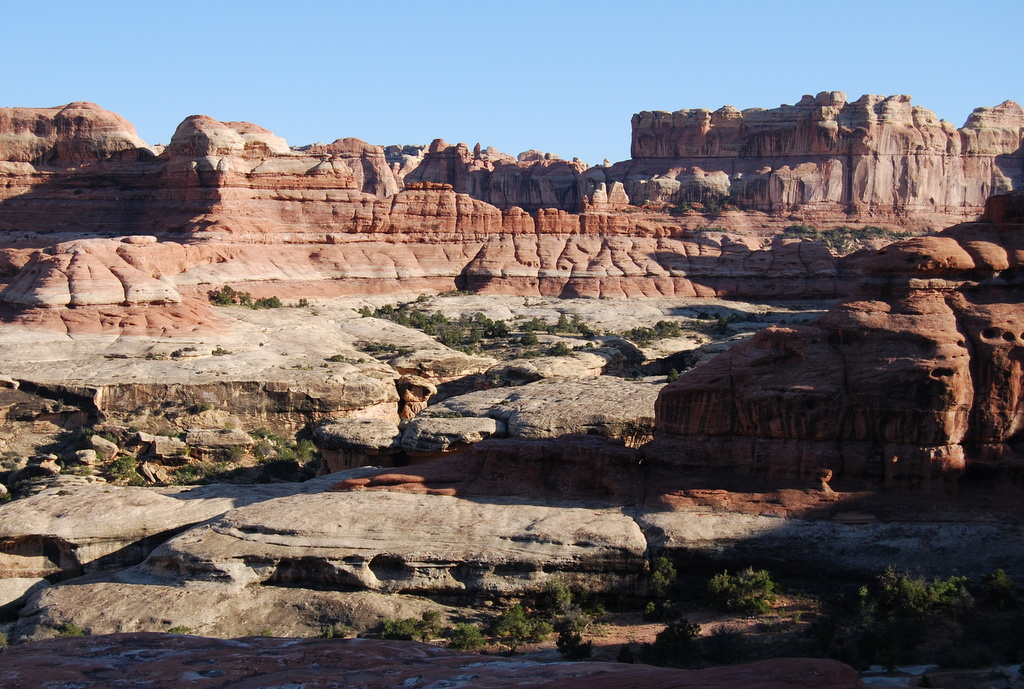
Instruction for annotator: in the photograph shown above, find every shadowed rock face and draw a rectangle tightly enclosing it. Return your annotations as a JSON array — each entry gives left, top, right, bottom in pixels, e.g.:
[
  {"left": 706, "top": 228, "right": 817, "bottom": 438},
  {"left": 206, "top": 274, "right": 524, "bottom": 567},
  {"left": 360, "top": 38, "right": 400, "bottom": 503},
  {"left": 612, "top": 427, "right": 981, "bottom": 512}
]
[
  {"left": 0, "top": 634, "right": 862, "bottom": 689},
  {"left": 651, "top": 192, "right": 1024, "bottom": 489}
]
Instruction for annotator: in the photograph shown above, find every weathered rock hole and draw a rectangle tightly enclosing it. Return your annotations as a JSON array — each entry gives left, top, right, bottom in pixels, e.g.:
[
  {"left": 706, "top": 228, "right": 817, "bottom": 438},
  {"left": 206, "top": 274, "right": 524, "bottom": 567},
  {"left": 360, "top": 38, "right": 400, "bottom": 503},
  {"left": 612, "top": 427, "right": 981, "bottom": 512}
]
[
  {"left": 982, "top": 328, "right": 997, "bottom": 339},
  {"left": 368, "top": 554, "right": 410, "bottom": 581},
  {"left": 930, "top": 367, "right": 955, "bottom": 379},
  {"left": 957, "top": 340, "right": 966, "bottom": 347},
  {"left": 1003, "top": 332, "right": 1016, "bottom": 342}
]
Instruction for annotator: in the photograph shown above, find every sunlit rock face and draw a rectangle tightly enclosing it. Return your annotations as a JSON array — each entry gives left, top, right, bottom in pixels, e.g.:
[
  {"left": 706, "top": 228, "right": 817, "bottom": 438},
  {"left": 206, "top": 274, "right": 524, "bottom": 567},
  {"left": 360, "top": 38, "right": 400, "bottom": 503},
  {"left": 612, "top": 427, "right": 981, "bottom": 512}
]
[
  {"left": 651, "top": 191, "right": 1024, "bottom": 490},
  {"left": 591, "top": 92, "right": 1023, "bottom": 229}
]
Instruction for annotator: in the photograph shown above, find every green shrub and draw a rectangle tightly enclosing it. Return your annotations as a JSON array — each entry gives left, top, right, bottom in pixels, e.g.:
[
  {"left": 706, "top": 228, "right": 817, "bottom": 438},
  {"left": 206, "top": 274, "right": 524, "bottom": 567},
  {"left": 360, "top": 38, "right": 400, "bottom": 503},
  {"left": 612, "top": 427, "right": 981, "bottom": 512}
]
[
  {"left": 449, "top": 623, "right": 484, "bottom": 651},
  {"left": 708, "top": 568, "right": 779, "bottom": 615},
  {"left": 979, "top": 569, "right": 1019, "bottom": 610},
  {"left": 639, "top": 620, "right": 700, "bottom": 667},
  {"left": 544, "top": 581, "right": 574, "bottom": 615},
  {"left": 650, "top": 557, "right": 677, "bottom": 598},
  {"left": 520, "top": 332, "right": 539, "bottom": 346},
  {"left": 107, "top": 456, "right": 143, "bottom": 485},
  {"left": 556, "top": 629, "right": 593, "bottom": 660},
  {"left": 666, "top": 368, "right": 680, "bottom": 383},
  {"left": 380, "top": 616, "right": 424, "bottom": 640},
  {"left": 167, "top": 625, "right": 193, "bottom": 635},
  {"left": 319, "top": 624, "right": 351, "bottom": 639},
  {"left": 550, "top": 342, "right": 573, "bottom": 356},
  {"left": 492, "top": 604, "right": 551, "bottom": 650},
  {"left": 56, "top": 622, "right": 87, "bottom": 637}
]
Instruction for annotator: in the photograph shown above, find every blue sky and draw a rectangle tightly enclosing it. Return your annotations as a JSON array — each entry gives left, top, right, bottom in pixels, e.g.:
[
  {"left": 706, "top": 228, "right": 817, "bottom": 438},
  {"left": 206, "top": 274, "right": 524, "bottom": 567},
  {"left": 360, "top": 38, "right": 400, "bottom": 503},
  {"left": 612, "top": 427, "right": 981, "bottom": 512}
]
[{"left": 2, "top": 0, "right": 1020, "bottom": 165}]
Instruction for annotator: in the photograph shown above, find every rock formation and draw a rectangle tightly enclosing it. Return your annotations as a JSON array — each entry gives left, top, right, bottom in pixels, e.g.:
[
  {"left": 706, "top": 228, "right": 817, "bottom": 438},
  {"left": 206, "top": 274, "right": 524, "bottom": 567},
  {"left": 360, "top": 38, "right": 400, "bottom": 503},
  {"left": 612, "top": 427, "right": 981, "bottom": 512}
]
[
  {"left": 403, "top": 138, "right": 588, "bottom": 212},
  {"left": 650, "top": 191, "right": 1024, "bottom": 489},
  {"left": 594, "top": 92, "right": 1023, "bottom": 228},
  {"left": 6, "top": 95, "right": 1014, "bottom": 317}
]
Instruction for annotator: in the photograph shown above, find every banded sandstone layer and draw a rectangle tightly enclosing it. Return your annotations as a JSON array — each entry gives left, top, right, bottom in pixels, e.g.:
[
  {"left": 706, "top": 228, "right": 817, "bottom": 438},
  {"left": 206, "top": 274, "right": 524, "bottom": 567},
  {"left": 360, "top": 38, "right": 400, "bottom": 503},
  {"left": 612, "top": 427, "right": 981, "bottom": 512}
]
[{"left": 651, "top": 191, "right": 1024, "bottom": 490}]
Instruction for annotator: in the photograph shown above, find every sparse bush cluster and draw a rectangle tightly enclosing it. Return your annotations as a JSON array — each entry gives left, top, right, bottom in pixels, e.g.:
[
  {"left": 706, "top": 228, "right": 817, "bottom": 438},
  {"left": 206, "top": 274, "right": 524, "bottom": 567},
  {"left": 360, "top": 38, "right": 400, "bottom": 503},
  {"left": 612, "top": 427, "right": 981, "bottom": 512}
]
[
  {"left": 813, "top": 567, "right": 1023, "bottom": 669},
  {"left": 208, "top": 284, "right": 283, "bottom": 309},
  {"left": 708, "top": 567, "right": 779, "bottom": 615},
  {"left": 369, "top": 581, "right": 599, "bottom": 659},
  {"left": 358, "top": 301, "right": 600, "bottom": 355},
  {"left": 619, "top": 320, "right": 682, "bottom": 345},
  {"left": 783, "top": 224, "right": 914, "bottom": 256}
]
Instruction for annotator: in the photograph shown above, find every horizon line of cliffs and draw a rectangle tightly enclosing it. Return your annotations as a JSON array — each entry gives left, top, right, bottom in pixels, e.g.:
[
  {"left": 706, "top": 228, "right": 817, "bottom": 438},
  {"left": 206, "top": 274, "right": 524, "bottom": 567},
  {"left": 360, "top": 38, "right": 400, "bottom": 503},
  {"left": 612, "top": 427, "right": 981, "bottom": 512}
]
[{"left": 0, "top": 92, "right": 1019, "bottom": 239}]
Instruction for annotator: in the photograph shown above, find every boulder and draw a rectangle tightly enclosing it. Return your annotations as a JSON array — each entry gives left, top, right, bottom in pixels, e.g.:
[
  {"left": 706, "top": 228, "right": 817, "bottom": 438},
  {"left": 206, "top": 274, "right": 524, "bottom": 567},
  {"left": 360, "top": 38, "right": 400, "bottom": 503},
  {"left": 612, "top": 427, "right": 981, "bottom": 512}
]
[
  {"left": 313, "top": 418, "right": 401, "bottom": 474},
  {"left": 89, "top": 435, "right": 119, "bottom": 461},
  {"left": 184, "top": 429, "right": 254, "bottom": 454},
  {"left": 390, "top": 350, "right": 496, "bottom": 384},
  {"left": 73, "top": 449, "right": 98, "bottom": 466},
  {"left": 395, "top": 374, "right": 437, "bottom": 420}
]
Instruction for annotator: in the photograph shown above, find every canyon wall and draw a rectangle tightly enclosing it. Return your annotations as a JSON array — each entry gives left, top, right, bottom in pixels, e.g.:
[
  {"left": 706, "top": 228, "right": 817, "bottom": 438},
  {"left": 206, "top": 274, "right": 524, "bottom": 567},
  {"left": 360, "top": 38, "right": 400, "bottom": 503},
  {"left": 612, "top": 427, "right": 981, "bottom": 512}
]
[{"left": 650, "top": 191, "right": 1024, "bottom": 489}]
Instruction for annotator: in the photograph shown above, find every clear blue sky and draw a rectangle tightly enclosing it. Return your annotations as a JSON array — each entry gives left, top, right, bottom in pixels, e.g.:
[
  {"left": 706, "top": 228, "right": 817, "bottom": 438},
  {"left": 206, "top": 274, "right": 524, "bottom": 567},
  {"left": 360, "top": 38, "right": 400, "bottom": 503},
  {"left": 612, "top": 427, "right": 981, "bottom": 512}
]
[{"left": 2, "top": 0, "right": 1020, "bottom": 165}]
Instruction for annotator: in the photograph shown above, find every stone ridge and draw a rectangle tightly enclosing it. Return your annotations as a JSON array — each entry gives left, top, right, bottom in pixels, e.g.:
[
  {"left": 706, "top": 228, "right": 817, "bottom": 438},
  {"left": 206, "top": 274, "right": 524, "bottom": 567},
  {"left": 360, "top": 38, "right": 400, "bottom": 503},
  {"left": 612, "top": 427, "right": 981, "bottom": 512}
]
[{"left": 650, "top": 191, "right": 1024, "bottom": 489}]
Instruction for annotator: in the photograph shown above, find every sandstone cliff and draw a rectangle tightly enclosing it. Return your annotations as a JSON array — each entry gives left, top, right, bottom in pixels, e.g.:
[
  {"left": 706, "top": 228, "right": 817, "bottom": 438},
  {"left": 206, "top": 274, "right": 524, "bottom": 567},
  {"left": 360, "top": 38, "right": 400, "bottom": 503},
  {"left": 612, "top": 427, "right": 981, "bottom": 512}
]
[
  {"left": 650, "top": 191, "right": 1024, "bottom": 489},
  {"left": 403, "top": 139, "right": 588, "bottom": 212},
  {"left": 594, "top": 92, "right": 1023, "bottom": 229}
]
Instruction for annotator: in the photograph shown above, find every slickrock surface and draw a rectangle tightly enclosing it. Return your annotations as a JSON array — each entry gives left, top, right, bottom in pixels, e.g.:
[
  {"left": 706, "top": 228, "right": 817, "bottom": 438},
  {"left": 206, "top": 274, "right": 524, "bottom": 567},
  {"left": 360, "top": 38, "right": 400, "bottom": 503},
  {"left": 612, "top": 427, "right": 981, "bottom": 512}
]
[
  {"left": 0, "top": 634, "right": 862, "bottom": 689},
  {"left": 13, "top": 582, "right": 447, "bottom": 642},
  {"left": 137, "top": 489, "right": 647, "bottom": 594},
  {"left": 652, "top": 191, "right": 1024, "bottom": 489},
  {"left": 0, "top": 476, "right": 348, "bottom": 580},
  {"left": 334, "top": 436, "right": 644, "bottom": 503}
]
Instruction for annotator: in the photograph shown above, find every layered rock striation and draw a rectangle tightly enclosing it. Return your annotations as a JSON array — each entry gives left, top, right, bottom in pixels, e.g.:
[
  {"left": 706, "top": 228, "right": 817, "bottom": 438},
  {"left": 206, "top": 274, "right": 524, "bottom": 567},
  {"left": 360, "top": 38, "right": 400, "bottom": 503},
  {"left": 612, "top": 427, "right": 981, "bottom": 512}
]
[
  {"left": 1, "top": 96, "right": 1019, "bottom": 313},
  {"left": 650, "top": 192, "right": 1024, "bottom": 489},
  {"left": 597, "top": 92, "right": 1023, "bottom": 227}
]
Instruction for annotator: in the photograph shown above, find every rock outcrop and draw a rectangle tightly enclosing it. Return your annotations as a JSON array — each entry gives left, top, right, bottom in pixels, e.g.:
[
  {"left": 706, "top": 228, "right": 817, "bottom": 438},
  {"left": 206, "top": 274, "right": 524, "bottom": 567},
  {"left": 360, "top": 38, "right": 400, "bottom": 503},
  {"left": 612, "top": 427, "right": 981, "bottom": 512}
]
[
  {"left": 598, "top": 92, "right": 1023, "bottom": 228},
  {"left": 0, "top": 102, "right": 151, "bottom": 164},
  {"left": 403, "top": 138, "right": 588, "bottom": 212},
  {"left": 650, "top": 191, "right": 1024, "bottom": 489}
]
